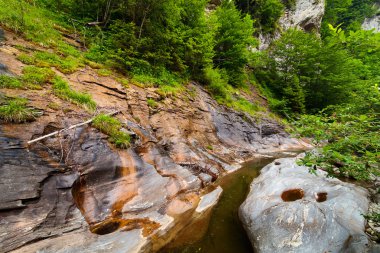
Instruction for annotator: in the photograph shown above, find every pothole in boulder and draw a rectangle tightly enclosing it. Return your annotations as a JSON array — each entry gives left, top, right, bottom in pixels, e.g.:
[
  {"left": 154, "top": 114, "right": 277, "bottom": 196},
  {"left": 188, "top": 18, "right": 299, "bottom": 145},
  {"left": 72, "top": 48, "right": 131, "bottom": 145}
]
[
  {"left": 281, "top": 189, "right": 304, "bottom": 202},
  {"left": 316, "top": 192, "right": 328, "bottom": 202},
  {"left": 91, "top": 220, "right": 121, "bottom": 235}
]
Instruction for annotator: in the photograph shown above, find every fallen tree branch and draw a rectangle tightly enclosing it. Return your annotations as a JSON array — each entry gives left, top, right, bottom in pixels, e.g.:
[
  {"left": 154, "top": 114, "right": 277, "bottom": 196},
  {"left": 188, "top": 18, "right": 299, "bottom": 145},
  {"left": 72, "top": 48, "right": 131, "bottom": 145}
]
[{"left": 27, "top": 111, "right": 121, "bottom": 145}]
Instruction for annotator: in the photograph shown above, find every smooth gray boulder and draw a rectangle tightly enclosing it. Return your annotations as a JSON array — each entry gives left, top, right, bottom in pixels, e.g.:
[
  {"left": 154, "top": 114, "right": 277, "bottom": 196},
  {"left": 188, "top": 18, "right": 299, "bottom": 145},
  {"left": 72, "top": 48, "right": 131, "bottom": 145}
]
[{"left": 239, "top": 156, "right": 370, "bottom": 253}]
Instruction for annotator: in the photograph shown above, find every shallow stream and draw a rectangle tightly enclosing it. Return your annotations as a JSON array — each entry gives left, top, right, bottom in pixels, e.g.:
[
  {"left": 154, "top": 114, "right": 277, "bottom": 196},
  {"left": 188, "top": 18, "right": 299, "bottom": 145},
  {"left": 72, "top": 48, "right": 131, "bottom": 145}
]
[{"left": 161, "top": 155, "right": 295, "bottom": 253}]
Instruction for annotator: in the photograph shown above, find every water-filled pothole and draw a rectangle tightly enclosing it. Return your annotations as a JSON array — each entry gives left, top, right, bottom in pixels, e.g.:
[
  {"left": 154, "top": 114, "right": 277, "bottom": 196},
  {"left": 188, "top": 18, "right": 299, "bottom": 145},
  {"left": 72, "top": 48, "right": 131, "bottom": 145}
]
[
  {"left": 281, "top": 189, "right": 304, "bottom": 202},
  {"left": 316, "top": 192, "right": 328, "bottom": 202}
]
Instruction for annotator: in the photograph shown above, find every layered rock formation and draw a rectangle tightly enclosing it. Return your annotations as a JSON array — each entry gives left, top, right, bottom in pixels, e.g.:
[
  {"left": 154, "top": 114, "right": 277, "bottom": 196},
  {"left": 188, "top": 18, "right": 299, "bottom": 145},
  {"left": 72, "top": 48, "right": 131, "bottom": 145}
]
[
  {"left": 239, "top": 156, "right": 370, "bottom": 253},
  {"left": 0, "top": 29, "right": 310, "bottom": 253}
]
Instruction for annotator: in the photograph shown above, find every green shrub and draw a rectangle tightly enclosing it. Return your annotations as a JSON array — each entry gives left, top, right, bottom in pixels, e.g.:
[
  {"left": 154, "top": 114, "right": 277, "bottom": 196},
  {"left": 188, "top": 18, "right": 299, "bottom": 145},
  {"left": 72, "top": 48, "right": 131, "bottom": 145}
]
[
  {"left": 212, "top": 1, "right": 256, "bottom": 86},
  {"left": 295, "top": 99, "right": 380, "bottom": 181},
  {"left": 0, "top": 75, "right": 23, "bottom": 89},
  {"left": 236, "top": 0, "right": 285, "bottom": 33},
  {"left": 204, "top": 67, "right": 229, "bottom": 99},
  {"left": 0, "top": 97, "right": 38, "bottom": 123},
  {"left": 52, "top": 76, "right": 96, "bottom": 111},
  {"left": 92, "top": 114, "right": 131, "bottom": 149}
]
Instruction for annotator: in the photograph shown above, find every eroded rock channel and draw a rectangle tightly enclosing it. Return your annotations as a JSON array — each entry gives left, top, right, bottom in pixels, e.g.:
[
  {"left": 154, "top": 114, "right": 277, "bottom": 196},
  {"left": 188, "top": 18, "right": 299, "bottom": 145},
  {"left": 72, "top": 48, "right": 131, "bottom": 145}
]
[
  {"left": 0, "top": 28, "right": 311, "bottom": 253},
  {"left": 0, "top": 80, "right": 310, "bottom": 253}
]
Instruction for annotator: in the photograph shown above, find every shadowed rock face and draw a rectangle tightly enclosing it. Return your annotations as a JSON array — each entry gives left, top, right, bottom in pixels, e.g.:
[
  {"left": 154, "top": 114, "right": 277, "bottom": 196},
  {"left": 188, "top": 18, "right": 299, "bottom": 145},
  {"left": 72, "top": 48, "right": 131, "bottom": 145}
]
[
  {"left": 0, "top": 29, "right": 310, "bottom": 252},
  {"left": 239, "top": 156, "right": 369, "bottom": 253}
]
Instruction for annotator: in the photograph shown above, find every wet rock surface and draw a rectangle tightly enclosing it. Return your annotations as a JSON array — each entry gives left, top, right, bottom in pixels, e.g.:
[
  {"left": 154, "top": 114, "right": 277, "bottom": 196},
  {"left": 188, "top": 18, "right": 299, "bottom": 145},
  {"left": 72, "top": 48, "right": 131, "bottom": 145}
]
[
  {"left": 239, "top": 156, "right": 370, "bottom": 253},
  {"left": 0, "top": 29, "right": 310, "bottom": 253}
]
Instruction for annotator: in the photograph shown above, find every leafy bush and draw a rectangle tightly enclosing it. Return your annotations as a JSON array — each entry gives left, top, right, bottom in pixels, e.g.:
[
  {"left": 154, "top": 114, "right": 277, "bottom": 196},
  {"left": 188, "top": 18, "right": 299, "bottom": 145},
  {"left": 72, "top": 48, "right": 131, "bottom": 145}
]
[
  {"left": 212, "top": 1, "right": 256, "bottom": 87},
  {"left": 92, "top": 114, "right": 131, "bottom": 149},
  {"left": 0, "top": 97, "right": 38, "bottom": 123},
  {"left": 295, "top": 87, "right": 380, "bottom": 181},
  {"left": 236, "top": 0, "right": 284, "bottom": 33},
  {"left": 322, "top": 0, "right": 377, "bottom": 36},
  {"left": 52, "top": 76, "right": 96, "bottom": 111},
  {"left": 204, "top": 67, "right": 230, "bottom": 99},
  {"left": 0, "top": 75, "right": 23, "bottom": 89}
]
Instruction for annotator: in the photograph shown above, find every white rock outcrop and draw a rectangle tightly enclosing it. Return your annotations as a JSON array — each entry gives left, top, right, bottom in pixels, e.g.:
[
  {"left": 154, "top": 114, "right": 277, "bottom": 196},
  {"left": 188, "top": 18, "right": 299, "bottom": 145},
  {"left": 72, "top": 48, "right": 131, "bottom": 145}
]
[
  {"left": 280, "top": 0, "right": 325, "bottom": 32},
  {"left": 362, "top": 4, "right": 380, "bottom": 32},
  {"left": 362, "top": 16, "right": 380, "bottom": 32},
  {"left": 239, "top": 156, "right": 370, "bottom": 253},
  {"left": 259, "top": 0, "right": 325, "bottom": 50}
]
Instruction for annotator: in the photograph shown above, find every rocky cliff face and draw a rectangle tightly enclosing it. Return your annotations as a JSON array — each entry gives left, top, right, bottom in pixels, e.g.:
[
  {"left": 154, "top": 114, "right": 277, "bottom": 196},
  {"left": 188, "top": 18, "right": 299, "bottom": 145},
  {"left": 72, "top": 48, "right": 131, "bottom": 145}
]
[
  {"left": 363, "top": 16, "right": 380, "bottom": 32},
  {"left": 0, "top": 30, "right": 310, "bottom": 252},
  {"left": 362, "top": 4, "right": 380, "bottom": 32},
  {"left": 259, "top": 0, "right": 325, "bottom": 50}
]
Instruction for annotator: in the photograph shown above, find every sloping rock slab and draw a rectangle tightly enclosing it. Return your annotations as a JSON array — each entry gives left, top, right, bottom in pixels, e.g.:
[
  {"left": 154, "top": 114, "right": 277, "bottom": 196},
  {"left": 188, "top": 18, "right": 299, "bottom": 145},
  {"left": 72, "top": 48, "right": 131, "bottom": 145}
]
[{"left": 239, "top": 156, "right": 369, "bottom": 253}]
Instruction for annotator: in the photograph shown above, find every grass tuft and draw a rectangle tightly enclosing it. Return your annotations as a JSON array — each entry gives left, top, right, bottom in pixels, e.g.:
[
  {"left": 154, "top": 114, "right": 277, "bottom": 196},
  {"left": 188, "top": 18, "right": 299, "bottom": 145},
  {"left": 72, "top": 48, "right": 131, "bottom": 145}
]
[
  {"left": 23, "top": 51, "right": 85, "bottom": 74},
  {"left": 92, "top": 114, "right": 131, "bottom": 149},
  {"left": 147, "top": 98, "right": 158, "bottom": 108},
  {"left": 22, "top": 66, "right": 55, "bottom": 89},
  {"left": 52, "top": 76, "right": 96, "bottom": 111},
  {"left": 0, "top": 97, "right": 38, "bottom": 123},
  {"left": 97, "top": 69, "right": 112, "bottom": 77},
  {"left": 17, "top": 53, "right": 36, "bottom": 65},
  {"left": 0, "top": 75, "right": 23, "bottom": 89}
]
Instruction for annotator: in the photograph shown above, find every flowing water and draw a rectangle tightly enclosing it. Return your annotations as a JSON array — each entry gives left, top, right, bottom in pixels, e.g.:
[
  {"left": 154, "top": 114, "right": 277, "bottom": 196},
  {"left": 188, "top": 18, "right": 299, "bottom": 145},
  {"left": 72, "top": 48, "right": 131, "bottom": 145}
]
[{"left": 161, "top": 156, "right": 285, "bottom": 253}]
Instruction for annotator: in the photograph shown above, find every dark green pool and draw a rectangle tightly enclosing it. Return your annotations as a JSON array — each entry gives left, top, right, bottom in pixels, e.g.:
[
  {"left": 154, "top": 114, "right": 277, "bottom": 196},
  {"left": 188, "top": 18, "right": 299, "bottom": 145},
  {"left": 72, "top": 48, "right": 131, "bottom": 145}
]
[{"left": 161, "top": 156, "right": 279, "bottom": 253}]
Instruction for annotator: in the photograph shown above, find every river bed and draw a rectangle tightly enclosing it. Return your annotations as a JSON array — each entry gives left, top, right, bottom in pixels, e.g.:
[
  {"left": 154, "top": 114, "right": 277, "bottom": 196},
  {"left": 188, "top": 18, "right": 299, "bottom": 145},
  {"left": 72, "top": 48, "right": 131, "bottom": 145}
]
[{"left": 161, "top": 154, "right": 299, "bottom": 253}]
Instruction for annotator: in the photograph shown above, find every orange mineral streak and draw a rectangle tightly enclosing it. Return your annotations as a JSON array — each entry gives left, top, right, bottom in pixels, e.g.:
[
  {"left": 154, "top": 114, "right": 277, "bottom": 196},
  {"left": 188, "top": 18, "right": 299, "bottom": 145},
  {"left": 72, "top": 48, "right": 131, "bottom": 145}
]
[
  {"left": 90, "top": 217, "right": 160, "bottom": 237},
  {"left": 110, "top": 150, "right": 139, "bottom": 216},
  {"left": 73, "top": 150, "right": 147, "bottom": 234}
]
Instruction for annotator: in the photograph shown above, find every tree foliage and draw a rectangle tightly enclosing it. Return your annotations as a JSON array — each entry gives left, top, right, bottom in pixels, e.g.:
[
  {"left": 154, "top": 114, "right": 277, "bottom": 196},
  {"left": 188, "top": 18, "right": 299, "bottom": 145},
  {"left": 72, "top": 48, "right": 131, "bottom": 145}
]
[
  {"left": 321, "top": 0, "right": 377, "bottom": 36},
  {"left": 235, "top": 0, "right": 285, "bottom": 33},
  {"left": 212, "top": 1, "right": 256, "bottom": 87},
  {"left": 254, "top": 26, "right": 377, "bottom": 114}
]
